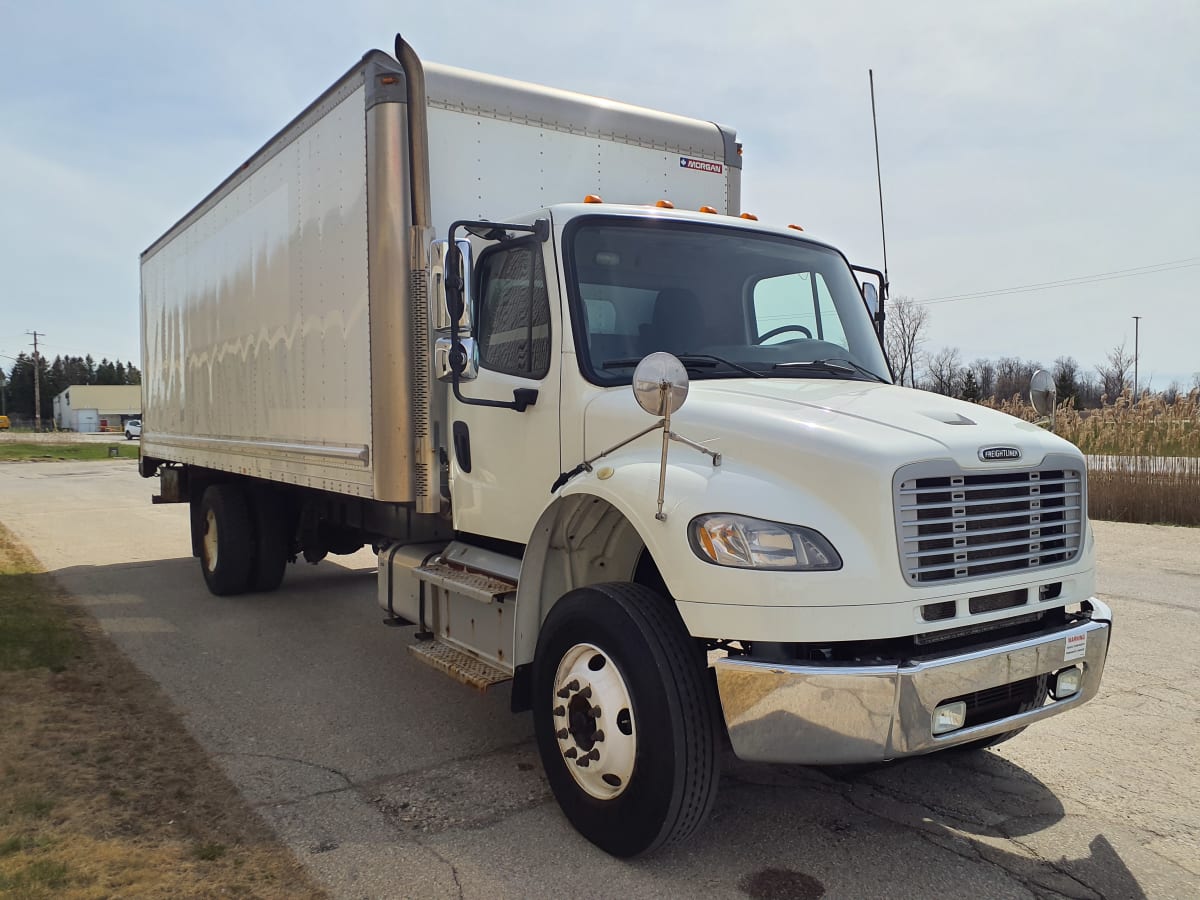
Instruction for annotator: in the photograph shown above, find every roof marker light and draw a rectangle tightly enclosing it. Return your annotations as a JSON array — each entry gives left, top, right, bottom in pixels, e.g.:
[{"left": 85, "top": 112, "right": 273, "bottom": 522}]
[
  {"left": 655, "top": 199, "right": 675, "bottom": 209},
  {"left": 788, "top": 224, "right": 805, "bottom": 231},
  {"left": 584, "top": 194, "right": 603, "bottom": 204},
  {"left": 699, "top": 206, "right": 718, "bottom": 214},
  {"left": 739, "top": 212, "right": 758, "bottom": 221}
]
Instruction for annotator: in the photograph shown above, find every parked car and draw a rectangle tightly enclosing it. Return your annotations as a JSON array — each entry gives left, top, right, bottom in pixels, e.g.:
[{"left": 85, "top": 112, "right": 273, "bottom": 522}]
[
  {"left": 125, "top": 419, "right": 142, "bottom": 440},
  {"left": 0, "top": 415, "right": 10, "bottom": 430}
]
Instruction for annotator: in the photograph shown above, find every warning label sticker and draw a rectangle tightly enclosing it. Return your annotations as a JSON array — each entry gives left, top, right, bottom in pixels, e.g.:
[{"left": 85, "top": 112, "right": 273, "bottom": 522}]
[
  {"left": 680, "top": 157, "right": 723, "bottom": 174},
  {"left": 1063, "top": 632, "right": 1087, "bottom": 661}
]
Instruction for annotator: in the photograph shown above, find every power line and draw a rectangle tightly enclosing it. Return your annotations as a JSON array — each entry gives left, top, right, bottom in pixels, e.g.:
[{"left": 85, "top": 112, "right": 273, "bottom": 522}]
[{"left": 914, "top": 256, "right": 1200, "bottom": 305}]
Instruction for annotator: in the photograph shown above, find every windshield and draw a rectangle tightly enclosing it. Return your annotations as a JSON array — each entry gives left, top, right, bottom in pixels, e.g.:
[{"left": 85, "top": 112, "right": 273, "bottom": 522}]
[{"left": 566, "top": 218, "right": 891, "bottom": 385}]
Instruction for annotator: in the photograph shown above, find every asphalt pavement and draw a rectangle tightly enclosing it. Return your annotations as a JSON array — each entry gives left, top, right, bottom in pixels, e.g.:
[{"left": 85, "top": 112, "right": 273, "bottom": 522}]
[{"left": 0, "top": 459, "right": 1196, "bottom": 899}]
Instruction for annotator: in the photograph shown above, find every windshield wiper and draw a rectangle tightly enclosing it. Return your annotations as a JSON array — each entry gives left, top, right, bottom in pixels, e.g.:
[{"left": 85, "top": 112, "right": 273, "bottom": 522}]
[
  {"left": 773, "top": 358, "right": 888, "bottom": 382},
  {"left": 603, "top": 354, "right": 764, "bottom": 378}
]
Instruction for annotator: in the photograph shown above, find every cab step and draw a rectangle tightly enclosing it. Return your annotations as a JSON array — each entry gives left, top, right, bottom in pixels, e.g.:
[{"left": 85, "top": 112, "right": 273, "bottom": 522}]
[
  {"left": 413, "top": 558, "right": 517, "bottom": 605},
  {"left": 407, "top": 640, "right": 512, "bottom": 691}
]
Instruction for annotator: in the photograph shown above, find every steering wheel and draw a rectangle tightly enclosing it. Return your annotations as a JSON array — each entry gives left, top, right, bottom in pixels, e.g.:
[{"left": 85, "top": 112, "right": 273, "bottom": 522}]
[{"left": 755, "top": 324, "right": 812, "bottom": 344}]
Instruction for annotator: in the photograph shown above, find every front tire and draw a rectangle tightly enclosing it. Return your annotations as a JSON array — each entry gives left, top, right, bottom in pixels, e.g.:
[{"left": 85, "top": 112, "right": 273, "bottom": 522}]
[
  {"left": 199, "top": 485, "right": 255, "bottom": 596},
  {"left": 532, "top": 583, "right": 720, "bottom": 857}
]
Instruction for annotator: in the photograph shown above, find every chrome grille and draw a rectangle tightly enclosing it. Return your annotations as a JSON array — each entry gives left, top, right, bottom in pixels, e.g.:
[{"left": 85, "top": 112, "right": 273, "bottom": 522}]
[{"left": 894, "top": 457, "right": 1084, "bottom": 585}]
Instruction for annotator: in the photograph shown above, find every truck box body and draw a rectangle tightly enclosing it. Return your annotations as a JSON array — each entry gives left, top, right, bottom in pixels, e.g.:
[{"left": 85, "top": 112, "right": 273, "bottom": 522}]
[{"left": 140, "top": 51, "right": 739, "bottom": 501}]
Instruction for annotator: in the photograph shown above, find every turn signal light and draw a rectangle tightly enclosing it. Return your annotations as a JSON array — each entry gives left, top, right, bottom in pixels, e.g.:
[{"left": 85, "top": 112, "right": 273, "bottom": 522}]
[
  {"left": 584, "top": 194, "right": 603, "bottom": 204},
  {"left": 655, "top": 199, "right": 675, "bottom": 209},
  {"left": 699, "top": 205, "right": 718, "bottom": 214},
  {"left": 739, "top": 212, "right": 758, "bottom": 221},
  {"left": 788, "top": 224, "right": 805, "bottom": 231}
]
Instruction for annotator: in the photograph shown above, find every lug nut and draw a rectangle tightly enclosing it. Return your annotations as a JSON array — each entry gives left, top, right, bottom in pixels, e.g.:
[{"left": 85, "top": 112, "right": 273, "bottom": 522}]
[
  {"left": 556, "top": 728, "right": 569, "bottom": 740},
  {"left": 576, "top": 757, "right": 590, "bottom": 768},
  {"left": 579, "top": 685, "right": 592, "bottom": 699},
  {"left": 564, "top": 747, "right": 577, "bottom": 759},
  {"left": 588, "top": 707, "right": 602, "bottom": 719},
  {"left": 556, "top": 680, "right": 580, "bottom": 699},
  {"left": 553, "top": 705, "right": 565, "bottom": 717},
  {"left": 593, "top": 730, "right": 605, "bottom": 742},
  {"left": 584, "top": 749, "right": 600, "bottom": 761}
]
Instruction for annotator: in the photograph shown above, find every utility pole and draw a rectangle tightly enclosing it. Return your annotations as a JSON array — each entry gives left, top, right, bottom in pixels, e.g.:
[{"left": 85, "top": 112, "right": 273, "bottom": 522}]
[
  {"left": 1131, "top": 316, "right": 1141, "bottom": 402},
  {"left": 27, "top": 331, "right": 44, "bottom": 431}
]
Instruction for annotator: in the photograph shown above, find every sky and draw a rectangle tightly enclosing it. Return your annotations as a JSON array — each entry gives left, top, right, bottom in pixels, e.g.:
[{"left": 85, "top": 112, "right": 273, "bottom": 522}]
[{"left": 2, "top": 1, "right": 1197, "bottom": 389}]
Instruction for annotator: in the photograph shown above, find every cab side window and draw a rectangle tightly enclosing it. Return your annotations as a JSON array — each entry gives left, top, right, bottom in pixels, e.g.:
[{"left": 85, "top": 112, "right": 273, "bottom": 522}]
[{"left": 475, "top": 242, "right": 551, "bottom": 379}]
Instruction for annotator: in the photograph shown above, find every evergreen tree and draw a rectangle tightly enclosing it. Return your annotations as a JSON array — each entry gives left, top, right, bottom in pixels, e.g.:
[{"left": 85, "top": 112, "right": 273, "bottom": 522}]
[{"left": 959, "top": 368, "right": 981, "bottom": 402}]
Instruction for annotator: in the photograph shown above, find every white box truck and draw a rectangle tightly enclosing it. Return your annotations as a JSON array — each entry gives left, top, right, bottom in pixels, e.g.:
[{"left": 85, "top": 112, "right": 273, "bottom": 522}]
[{"left": 140, "top": 36, "right": 1111, "bottom": 857}]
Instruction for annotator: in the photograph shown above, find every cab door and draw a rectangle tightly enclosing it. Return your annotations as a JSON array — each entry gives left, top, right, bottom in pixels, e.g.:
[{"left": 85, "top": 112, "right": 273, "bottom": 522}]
[{"left": 448, "top": 234, "right": 561, "bottom": 544}]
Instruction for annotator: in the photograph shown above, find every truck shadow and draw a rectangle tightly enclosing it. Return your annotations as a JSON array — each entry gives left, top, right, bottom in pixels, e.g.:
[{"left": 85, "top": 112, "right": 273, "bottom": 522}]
[{"left": 694, "top": 747, "right": 1147, "bottom": 899}]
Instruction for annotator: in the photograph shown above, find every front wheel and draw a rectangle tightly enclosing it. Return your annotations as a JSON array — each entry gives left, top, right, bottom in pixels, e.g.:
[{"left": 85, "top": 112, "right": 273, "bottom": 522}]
[{"left": 532, "top": 583, "right": 721, "bottom": 857}]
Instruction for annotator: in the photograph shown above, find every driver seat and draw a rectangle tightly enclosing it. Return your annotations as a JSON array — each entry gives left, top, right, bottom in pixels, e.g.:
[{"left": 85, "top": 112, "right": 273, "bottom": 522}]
[{"left": 641, "top": 288, "right": 708, "bottom": 355}]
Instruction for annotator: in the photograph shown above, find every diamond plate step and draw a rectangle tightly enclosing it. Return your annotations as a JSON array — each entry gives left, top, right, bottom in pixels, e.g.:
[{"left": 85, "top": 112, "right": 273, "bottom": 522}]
[
  {"left": 407, "top": 640, "right": 512, "bottom": 691},
  {"left": 413, "top": 559, "right": 517, "bottom": 604}
]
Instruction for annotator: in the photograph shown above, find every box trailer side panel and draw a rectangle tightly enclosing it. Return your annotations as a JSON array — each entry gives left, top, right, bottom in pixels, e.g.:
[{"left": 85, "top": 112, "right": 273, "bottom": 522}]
[{"left": 140, "top": 77, "right": 378, "bottom": 497}]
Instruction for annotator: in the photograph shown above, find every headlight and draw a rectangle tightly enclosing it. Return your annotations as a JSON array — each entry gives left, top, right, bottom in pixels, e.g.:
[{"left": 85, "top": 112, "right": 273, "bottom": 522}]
[{"left": 688, "top": 514, "right": 842, "bottom": 571}]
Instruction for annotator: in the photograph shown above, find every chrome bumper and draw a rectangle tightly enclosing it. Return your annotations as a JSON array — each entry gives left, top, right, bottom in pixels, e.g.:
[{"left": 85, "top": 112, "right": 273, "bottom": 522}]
[{"left": 713, "top": 599, "right": 1112, "bottom": 764}]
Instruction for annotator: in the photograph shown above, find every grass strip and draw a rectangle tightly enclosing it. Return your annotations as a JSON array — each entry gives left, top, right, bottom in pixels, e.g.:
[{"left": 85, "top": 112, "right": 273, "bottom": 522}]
[
  {"left": 0, "top": 443, "right": 139, "bottom": 462},
  {"left": 0, "top": 523, "right": 325, "bottom": 899}
]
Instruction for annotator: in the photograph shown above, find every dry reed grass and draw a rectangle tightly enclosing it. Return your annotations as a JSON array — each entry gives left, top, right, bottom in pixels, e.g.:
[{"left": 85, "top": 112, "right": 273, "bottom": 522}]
[{"left": 979, "top": 389, "right": 1200, "bottom": 527}]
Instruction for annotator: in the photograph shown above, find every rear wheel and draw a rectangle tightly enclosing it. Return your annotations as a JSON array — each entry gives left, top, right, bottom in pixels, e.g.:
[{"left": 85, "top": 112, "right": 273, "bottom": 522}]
[
  {"left": 249, "top": 487, "right": 290, "bottom": 593},
  {"left": 532, "top": 583, "right": 720, "bottom": 857},
  {"left": 199, "top": 485, "right": 255, "bottom": 596}
]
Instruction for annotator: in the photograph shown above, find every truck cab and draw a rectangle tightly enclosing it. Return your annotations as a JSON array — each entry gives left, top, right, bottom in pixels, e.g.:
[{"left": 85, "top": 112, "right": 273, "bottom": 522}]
[{"left": 391, "top": 197, "right": 1109, "bottom": 855}]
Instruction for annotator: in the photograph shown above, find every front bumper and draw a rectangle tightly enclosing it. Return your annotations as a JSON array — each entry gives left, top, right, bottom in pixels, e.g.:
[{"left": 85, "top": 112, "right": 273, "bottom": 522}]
[{"left": 713, "top": 598, "right": 1112, "bottom": 764}]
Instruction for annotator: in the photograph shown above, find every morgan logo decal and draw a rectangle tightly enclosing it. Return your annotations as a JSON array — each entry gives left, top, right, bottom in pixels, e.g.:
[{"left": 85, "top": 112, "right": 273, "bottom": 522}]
[
  {"left": 680, "top": 157, "right": 723, "bottom": 174},
  {"left": 979, "top": 446, "right": 1022, "bottom": 461}
]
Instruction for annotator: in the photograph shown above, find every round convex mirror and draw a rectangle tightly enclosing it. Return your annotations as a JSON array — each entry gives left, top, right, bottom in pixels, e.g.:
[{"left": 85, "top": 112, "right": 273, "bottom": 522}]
[
  {"left": 632, "top": 352, "right": 689, "bottom": 416},
  {"left": 1029, "top": 369, "right": 1057, "bottom": 416}
]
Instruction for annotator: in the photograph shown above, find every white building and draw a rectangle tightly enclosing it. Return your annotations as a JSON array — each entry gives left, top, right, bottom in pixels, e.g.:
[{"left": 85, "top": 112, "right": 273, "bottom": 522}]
[{"left": 52, "top": 385, "right": 141, "bottom": 432}]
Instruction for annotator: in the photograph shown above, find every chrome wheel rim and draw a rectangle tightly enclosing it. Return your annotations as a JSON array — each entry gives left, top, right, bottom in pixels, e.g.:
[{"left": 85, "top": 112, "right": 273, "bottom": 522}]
[{"left": 552, "top": 642, "right": 636, "bottom": 800}]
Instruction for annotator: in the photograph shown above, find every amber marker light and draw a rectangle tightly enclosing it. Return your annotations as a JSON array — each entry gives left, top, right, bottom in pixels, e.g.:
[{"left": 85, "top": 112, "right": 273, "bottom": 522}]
[
  {"left": 788, "top": 224, "right": 805, "bottom": 231},
  {"left": 699, "top": 206, "right": 718, "bottom": 214},
  {"left": 739, "top": 212, "right": 759, "bottom": 221},
  {"left": 584, "top": 194, "right": 604, "bottom": 204},
  {"left": 655, "top": 199, "right": 675, "bottom": 209}
]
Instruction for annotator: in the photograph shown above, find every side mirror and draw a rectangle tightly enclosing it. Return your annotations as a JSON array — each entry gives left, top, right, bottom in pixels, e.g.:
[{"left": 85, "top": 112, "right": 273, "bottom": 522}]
[
  {"left": 431, "top": 238, "right": 474, "bottom": 333},
  {"left": 431, "top": 238, "right": 477, "bottom": 383},
  {"left": 862, "top": 282, "right": 879, "bottom": 318},
  {"left": 1029, "top": 369, "right": 1057, "bottom": 430},
  {"left": 633, "top": 352, "right": 690, "bottom": 416}
]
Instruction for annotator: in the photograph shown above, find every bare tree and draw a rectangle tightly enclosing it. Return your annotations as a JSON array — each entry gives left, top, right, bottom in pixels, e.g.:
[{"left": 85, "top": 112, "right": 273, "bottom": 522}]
[
  {"left": 1096, "top": 342, "right": 1134, "bottom": 399},
  {"left": 924, "top": 346, "right": 963, "bottom": 396},
  {"left": 884, "top": 295, "right": 929, "bottom": 387},
  {"left": 994, "top": 356, "right": 1040, "bottom": 401}
]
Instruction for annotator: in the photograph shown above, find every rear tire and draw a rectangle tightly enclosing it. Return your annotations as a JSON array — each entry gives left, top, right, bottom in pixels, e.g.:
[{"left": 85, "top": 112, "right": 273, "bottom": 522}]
[
  {"left": 199, "top": 485, "right": 255, "bottom": 596},
  {"left": 249, "top": 487, "right": 290, "bottom": 593},
  {"left": 532, "top": 582, "right": 720, "bottom": 857}
]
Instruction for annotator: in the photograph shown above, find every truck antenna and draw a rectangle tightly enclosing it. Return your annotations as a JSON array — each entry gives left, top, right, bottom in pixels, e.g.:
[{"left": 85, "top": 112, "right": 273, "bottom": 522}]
[{"left": 869, "top": 69, "right": 889, "bottom": 290}]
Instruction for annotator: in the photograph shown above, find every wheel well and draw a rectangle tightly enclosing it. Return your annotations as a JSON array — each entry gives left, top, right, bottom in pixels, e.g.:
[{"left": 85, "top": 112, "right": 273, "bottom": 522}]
[{"left": 513, "top": 494, "right": 673, "bottom": 709}]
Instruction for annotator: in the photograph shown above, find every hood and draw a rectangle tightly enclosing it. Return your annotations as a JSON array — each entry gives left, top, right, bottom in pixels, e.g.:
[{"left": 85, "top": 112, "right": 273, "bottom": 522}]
[{"left": 584, "top": 378, "right": 1078, "bottom": 474}]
